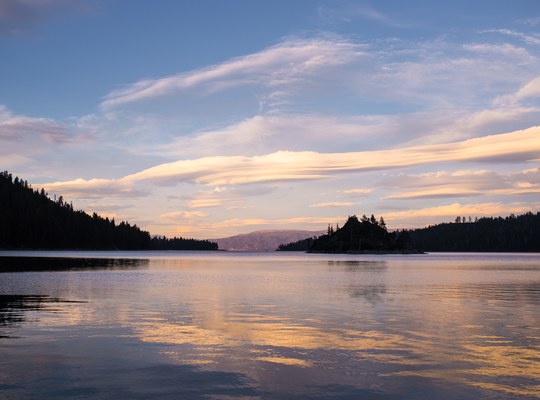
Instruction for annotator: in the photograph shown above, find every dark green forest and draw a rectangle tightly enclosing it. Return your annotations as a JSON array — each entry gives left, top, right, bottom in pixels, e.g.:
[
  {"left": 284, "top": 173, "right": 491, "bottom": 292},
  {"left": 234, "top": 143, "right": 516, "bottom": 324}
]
[
  {"left": 0, "top": 171, "right": 217, "bottom": 250},
  {"left": 278, "top": 212, "right": 540, "bottom": 253},
  {"left": 277, "top": 236, "right": 317, "bottom": 251},
  {"left": 150, "top": 236, "right": 218, "bottom": 251},
  {"left": 407, "top": 212, "right": 540, "bottom": 252}
]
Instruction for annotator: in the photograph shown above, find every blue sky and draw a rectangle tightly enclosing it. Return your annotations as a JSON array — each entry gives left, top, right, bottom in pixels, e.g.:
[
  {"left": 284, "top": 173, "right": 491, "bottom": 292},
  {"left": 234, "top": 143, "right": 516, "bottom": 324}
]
[{"left": 2, "top": 0, "right": 540, "bottom": 238}]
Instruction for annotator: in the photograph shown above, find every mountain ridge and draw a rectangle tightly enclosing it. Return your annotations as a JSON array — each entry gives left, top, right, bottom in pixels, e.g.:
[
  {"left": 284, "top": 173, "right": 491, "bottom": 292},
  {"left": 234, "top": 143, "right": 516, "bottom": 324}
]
[{"left": 214, "top": 229, "right": 325, "bottom": 252}]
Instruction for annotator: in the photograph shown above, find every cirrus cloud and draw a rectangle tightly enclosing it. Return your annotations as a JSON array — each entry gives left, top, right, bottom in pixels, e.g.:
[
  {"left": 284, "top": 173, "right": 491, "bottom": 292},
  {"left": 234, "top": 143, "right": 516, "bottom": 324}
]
[
  {"left": 100, "top": 38, "right": 364, "bottom": 110},
  {"left": 42, "top": 126, "right": 540, "bottom": 198}
]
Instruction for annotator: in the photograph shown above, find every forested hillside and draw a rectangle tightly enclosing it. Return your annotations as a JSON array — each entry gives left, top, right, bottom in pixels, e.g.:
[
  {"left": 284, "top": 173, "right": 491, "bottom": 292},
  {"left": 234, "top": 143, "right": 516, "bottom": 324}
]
[
  {"left": 278, "top": 211, "right": 540, "bottom": 253},
  {"left": 408, "top": 212, "right": 540, "bottom": 252},
  {"left": 277, "top": 236, "right": 317, "bottom": 251},
  {"left": 0, "top": 171, "right": 217, "bottom": 250}
]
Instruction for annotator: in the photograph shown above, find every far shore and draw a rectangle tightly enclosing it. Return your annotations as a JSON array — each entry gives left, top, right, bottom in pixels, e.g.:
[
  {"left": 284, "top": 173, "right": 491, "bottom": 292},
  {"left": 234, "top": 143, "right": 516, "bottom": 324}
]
[{"left": 307, "top": 250, "right": 425, "bottom": 255}]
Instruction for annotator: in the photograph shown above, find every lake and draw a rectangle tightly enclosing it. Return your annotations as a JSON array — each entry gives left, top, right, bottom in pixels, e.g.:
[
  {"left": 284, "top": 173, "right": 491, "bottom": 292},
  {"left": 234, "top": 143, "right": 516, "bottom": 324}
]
[{"left": 0, "top": 251, "right": 539, "bottom": 399}]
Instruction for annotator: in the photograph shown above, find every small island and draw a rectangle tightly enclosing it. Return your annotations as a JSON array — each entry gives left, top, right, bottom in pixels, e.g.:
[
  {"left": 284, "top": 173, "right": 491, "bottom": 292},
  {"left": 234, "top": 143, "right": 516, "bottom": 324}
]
[{"left": 304, "top": 214, "right": 415, "bottom": 254}]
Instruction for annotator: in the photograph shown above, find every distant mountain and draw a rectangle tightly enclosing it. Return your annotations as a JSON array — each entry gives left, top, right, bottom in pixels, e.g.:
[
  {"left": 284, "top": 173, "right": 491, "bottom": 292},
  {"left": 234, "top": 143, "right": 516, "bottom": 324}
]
[{"left": 214, "top": 230, "right": 325, "bottom": 252}]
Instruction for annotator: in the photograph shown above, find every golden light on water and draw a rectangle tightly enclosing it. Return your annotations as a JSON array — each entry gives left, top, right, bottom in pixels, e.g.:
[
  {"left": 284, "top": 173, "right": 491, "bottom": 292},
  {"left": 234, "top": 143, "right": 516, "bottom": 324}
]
[{"left": 131, "top": 308, "right": 540, "bottom": 398}]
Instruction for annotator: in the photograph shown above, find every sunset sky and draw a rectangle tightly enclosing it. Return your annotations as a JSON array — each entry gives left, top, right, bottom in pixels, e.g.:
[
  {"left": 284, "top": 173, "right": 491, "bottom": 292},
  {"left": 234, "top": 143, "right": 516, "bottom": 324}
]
[{"left": 2, "top": 0, "right": 540, "bottom": 239}]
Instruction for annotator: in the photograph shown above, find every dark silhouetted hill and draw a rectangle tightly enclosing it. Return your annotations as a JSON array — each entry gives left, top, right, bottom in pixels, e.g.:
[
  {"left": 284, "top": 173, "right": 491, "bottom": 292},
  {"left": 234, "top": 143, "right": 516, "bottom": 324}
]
[
  {"left": 0, "top": 171, "right": 217, "bottom": 250},
  {"left": 307, "top": 215, "right": 411, "bottom": 253},
  {"left": 407, "top": 212, "right": 540, "bottom": 252}
]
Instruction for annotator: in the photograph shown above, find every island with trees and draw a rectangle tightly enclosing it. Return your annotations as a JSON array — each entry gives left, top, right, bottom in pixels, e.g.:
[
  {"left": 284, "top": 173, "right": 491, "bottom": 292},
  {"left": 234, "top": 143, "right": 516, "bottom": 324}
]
[
  {"left": 0, "top": 171, "right": 217, "bottom": 251},
  {"left": 298, "top": 214, "right": 413, "bottom": 254}
]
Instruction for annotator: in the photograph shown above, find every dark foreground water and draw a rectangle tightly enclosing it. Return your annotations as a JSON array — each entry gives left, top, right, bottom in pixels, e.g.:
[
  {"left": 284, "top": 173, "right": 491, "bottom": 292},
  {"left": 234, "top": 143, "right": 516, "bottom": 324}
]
[{"left": 0, "top": 251, "right": 539, "bottom": 399}]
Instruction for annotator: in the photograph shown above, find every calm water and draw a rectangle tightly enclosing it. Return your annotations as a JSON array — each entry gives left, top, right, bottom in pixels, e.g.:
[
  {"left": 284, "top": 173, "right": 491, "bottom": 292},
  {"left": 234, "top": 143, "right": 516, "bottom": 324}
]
[{"left": 0, "top": 251, "right": 539, "bottom": 399}]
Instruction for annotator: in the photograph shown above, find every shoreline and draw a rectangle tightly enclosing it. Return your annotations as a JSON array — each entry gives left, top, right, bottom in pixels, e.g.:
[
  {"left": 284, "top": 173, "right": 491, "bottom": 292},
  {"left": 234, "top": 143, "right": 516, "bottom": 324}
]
[{"left": 307, "top": 249, "right": 425, "bottom": 255}]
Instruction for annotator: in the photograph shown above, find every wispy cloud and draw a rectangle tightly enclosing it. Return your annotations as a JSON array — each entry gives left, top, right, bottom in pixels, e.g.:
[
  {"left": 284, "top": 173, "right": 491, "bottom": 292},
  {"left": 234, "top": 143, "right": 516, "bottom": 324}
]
[
  {"left": 188, "top": 198, "right": 222, "bottom": 208},
  {"left": 384, "top": 188, "right": 481, "bottom": 200},
  {"left": 310, "top": 202, "right": 354, "bottom": 208},
  {"left": 0, "top": 105, "right": 71, "bottom": 143},
  {"left": 463, "top": 43, "right": 532, "bottom": 62},
  {"left": 43, "top": 126, "right": 540, "bottom": 197},
  {"left": 156, "top": 114, "right": 402, "bottom": 158},
  {"left": 384, "top": 202, "right": 538, "bottom": 228},
  {"left": 483, "top": 29, "right": 540, "bottom": 46},
  {"left": 159, "top": 211, "right": 209, "bottom": 223},
  {"left": 42, "top": 178, "right": 147, "bottom": 199},
  {"left": 0, "top": 153, "right": 33, "bottom": 169},
  {"left": 340, "top": 188, "right": 374, "bottom": 196},
  {"left": 100, "top": 38, "right": 363, "bottom": 109},
  {"left": 83, "top": 31, "right": 540, "bottom": 164},
  {"left": 516, "top": 76, "right": 540, "bottom": 99},
  {"left": 381, "top": 167, "right": 540, "bottom": 201}
]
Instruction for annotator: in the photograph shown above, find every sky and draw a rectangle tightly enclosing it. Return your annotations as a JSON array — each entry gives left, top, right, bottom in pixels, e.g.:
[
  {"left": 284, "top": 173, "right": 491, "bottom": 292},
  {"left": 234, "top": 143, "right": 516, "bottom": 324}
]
[{"left": 1, "top": 0, "right": 540, "bottom": 239}]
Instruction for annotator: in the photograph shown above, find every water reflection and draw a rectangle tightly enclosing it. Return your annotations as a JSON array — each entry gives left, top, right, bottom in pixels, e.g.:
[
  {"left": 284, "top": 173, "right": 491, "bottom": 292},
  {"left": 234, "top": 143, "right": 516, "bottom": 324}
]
[
  {"left": 0, "top": 253, "right": 539, "bottom": 399},
  {"left": 131, "top": 307, "right": 540, "bottom": 398},
  {"left": 348, "top": 284, "right": 387, "bottom": 304},
  {"left": 327, "top": 259, "right": 387, "bottom": 272},
  {"left": 0, "top": 256, "right": 149, "bottom": 272},
  {"left": 0, "top": 295, "right": 84, "bottom": 338},
  {"left": 327, "top": 260, "right": 388, "bottom": 304}
]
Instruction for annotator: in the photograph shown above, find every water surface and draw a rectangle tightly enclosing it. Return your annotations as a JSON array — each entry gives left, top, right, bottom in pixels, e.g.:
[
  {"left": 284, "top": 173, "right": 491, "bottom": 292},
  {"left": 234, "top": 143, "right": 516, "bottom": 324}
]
[{"left": 1, "top": 251, "right": 539, "bottom": 399}]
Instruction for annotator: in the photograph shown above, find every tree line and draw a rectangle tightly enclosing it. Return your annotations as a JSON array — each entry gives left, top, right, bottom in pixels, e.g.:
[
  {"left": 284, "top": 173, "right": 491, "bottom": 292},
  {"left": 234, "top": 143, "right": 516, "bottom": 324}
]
[
  {"left": 0, "top": 171, "right": 217, "bottom": 250},
  {"left": 278, "top": 211, "right": 540, "bottom": 252},
  {"left": 407, "top": 212, "right": 540, "bottom": 252}
]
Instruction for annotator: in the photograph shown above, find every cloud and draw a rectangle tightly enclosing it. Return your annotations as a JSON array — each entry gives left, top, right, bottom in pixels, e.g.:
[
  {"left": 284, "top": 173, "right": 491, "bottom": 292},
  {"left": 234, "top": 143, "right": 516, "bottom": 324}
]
[
  {"left": 381, "top": 167, "right": 540, "bottom": 200},
  {"left": 384, "top": 188, "right": 481, "bottom": 200},
  {"left": 161, "top": 210, "right": 208, "bottom": 219},
  {"left": 484, "top": 29, "right": 540, "bottom": 46},
  {"left": 0, "top": 105, "right": 71, "bottom": 143},
  {"left": 79, "top": 202, "right": 133, "bottom": 214},
  {"left": 188, "top": 198, "right": 222, "bottom": 208},
  {"left": 157, "top": 114, "right": 403, "bottom": 158},
  {"left": 0, "top": 105, "right": 87, "bottom": 174},
  {"left": 159, "top": 211, "right": 209, "bottom": 224},
  {"left": 43, "top": 126, "right": 540, "bottom": 198},
  {"left": 310, "top": 202, "right": 354, "bottom": 208},
  {"left": 451, "top": 106, "right": 540, "bottom": 133},
  {"left": 0, "top": 153, "right": 33, "bottom": 169},
  {"left": 463, "top": 43, "right": 532, "bottom": 61},
  {"left": 42, "top": 178, "right": 147, "bottom": 199},
  {"left": 383, "top": 202, "right": 537, "bottom": 228},
  {"left": 340, "top": 188, "right": 374, "bottom": 196},
  {"left": 516, "top": 76, "right": 540, "bottom": 99},
  {"left": 100, "top": 38, "right": 363, "bottom": 109},
  {"left": 129, "top": 125, "right": 540, "bottom": 185},
  {"left": 78, "top": 31, "right": 540, "bottom": 163},
  {"left": 151, "top": 102, "right": 539, "bottom": 159}
]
